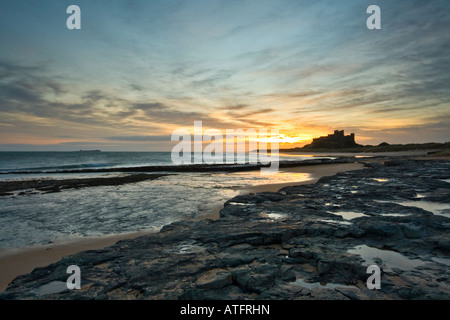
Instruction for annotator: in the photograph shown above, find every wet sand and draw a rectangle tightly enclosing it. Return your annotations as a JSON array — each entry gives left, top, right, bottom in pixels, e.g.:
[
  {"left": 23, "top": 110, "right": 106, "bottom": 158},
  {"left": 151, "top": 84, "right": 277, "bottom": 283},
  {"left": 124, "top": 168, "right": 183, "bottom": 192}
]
[
  {"left": 239, "top": 162, "right": 364, "bottom": 194},
  {"left": 0, "top": 231, "right": 153, "bottom": 292},
  {"left": 0, "top": 162, "right": 364, "bottom": 293},
  {"left": 280, "top": 150, "right": 436, "bottom": 157}
]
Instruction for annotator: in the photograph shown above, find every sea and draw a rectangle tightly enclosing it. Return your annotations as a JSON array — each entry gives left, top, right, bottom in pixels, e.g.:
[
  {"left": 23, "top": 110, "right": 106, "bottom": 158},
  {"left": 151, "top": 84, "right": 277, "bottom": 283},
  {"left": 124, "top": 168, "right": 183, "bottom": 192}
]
[{"left": 0, "top": 151, "right": 330, "bottom": 252}]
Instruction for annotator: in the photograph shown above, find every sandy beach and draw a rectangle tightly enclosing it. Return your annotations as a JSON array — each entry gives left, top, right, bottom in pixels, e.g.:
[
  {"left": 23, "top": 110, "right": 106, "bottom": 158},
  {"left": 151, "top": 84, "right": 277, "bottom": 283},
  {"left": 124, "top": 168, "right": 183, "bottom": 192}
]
[
  {"left": 239, "top": 162, "right": 364, "bottom": 194},
  {"left": 2, "top": 157, "right": 447, "bottom": 300},
  {"left": 0, "top": 161, "right": 364, "bottom": 292},
  {"left": 0, "top": 231, "right": 154, "bottom": 292}
]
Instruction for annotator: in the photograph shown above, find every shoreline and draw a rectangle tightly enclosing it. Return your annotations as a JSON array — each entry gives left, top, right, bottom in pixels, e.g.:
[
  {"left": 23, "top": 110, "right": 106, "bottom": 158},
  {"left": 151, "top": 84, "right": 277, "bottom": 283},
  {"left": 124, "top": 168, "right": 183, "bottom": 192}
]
[
  {"left": 0, "top": 161, "right": 363, "bottom": 293},
  {"left": 1, "top": 157, "right": 448, "bottom": 299},
  {"left": 238, "top": 162, "right": 364, "bottom": 194},
  {"left": 0, "top": 231, "right": 154, "bottom": 293},
  {"left": 0, "top": 173, "right": 168, "bottom": 196}
]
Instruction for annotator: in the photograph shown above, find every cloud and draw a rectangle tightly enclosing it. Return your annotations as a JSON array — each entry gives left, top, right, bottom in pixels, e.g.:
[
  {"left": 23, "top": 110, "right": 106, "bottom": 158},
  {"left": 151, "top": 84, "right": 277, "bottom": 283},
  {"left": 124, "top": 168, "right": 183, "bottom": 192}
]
[
  {"left": 0, "top": 59, "right": 278, "bottom": 139},
  {"left": 106, "top": 135, "right": 172, "bottom": 142},
  {"left": 0, "top": 82, "right": 43, "bottom": 105},
  {"left": 128, "top": 83, "right": 144, "bottom": 91},
  {"left": 0, "top": 61, "right": 132, "bottom": 127},
  {"left": 1, "top": 1, "right": 449, "bottom": 150},
  {"left": 225, "top": 107, "right": 275, "bottom": 119},
  {"left": 190, "top": 69, "right": 234, "bottom": 88},
  {"left": 0, "top": 61, "right": 41, "bottom": 79},
  {"left": 221, "top": 104, "right": 249, "bottom": 111},
  {"left": 82, "top": 90, "right": 109, "bottom": 102}
]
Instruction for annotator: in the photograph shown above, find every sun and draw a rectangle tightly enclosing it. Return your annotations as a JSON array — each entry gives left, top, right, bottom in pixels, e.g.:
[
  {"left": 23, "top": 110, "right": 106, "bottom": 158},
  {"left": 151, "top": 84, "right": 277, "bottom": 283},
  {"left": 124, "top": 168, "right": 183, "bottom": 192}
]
[{"left": 246, "top": 132, "right": 314, "bottom": 149}]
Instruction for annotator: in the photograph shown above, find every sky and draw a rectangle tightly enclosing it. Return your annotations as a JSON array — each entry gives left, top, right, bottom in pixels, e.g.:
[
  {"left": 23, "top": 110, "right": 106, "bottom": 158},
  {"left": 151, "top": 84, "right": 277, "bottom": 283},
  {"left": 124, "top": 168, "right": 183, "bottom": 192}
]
[{"left": 0, "top": 0, "right": 449, "bottom": 151}]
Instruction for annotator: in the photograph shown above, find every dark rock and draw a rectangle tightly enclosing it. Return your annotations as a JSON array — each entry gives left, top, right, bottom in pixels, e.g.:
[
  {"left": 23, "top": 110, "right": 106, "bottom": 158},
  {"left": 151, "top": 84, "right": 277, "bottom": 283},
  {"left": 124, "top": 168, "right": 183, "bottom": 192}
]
[
  {"left": 195, "top": 270, "right": 233, "bottom": 290},
  {"left": 398, "top": 287, "right": 427, "bottom": 299},
  {"left": 0, "top": 192, "right": 14, "bottom": 197},
  {"left": 179, "top": 285, "right": 246, "bottom": 300},
  {"left": 402, "top": 223, "right": 426, "bottom": 238},
  {"left": 0, "top": 174, "right": 169, "bottom": 195},
  {"left": 1, "top": 158, "right": 449, "bottom": 300},
  {"left": 384, "top": 160, "right": 404, "bottom": 166}
]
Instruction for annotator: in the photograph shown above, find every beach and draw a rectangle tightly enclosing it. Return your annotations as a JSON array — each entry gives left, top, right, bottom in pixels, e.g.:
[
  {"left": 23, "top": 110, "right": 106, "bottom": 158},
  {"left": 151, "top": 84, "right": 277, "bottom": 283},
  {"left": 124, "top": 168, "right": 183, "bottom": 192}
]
[
  {"left": 2, "top": 0, "right": 449, "bottom": 305},
  {"left": 239, "top": 162, "right": 364, "bottom": 194},
  {"left": 0, "top": 161, "right": 364, "bottom": 292},
  {"left": 1, "top": 156, "right": 448, "bottom": 300}
]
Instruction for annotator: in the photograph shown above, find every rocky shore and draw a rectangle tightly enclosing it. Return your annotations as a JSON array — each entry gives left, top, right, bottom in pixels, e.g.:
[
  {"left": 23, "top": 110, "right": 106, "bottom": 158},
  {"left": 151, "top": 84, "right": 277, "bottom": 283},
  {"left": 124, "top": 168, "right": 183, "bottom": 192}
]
[
  {"left": 0, "top": 157, "right": 356, "bottom": 175},
  {"left": 0, "top": 173, "right": 168, "bottom": 197},
  {"left": 1, "top": 158, "right": 449, "bottom": 300}
]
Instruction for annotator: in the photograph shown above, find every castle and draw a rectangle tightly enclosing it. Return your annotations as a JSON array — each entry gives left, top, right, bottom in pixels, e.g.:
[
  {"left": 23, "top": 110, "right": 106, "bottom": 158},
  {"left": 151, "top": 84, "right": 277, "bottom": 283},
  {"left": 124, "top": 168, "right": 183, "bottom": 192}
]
[{"left": 303, "top": 130, "right": 361, "bottom": 149}]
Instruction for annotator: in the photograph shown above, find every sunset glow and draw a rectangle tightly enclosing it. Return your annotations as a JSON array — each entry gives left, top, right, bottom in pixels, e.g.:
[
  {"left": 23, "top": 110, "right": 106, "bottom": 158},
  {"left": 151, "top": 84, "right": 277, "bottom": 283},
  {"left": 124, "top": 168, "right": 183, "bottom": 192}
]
[{"left": 0, "top": 1, "right": 449, "bottom": 151}]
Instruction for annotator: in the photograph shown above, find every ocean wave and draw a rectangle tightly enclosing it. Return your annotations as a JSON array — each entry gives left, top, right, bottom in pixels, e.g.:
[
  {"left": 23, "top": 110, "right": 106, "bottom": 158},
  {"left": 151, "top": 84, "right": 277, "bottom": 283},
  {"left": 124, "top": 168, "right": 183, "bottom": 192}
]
[
  {"left": 0, "top": 157, "right": 344, "bottom": 175},
  {"left": 0, "top": 162, "right": 117, "bottom": 173}
]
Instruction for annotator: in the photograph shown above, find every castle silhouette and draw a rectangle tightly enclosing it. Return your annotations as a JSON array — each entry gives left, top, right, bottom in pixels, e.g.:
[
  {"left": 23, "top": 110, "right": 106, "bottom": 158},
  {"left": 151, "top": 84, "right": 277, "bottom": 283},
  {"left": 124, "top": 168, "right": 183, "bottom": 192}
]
[{"left": 303, "top": 130, "right": 361, "bottom": 149}]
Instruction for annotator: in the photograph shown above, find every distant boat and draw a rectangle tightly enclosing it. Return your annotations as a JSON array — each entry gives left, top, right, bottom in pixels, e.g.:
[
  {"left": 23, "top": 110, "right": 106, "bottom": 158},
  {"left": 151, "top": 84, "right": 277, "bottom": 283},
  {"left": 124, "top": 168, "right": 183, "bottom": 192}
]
[{"left": 78, "top": 150, "right": 101, "bottom": 152}]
